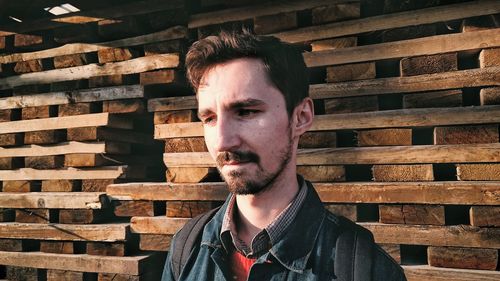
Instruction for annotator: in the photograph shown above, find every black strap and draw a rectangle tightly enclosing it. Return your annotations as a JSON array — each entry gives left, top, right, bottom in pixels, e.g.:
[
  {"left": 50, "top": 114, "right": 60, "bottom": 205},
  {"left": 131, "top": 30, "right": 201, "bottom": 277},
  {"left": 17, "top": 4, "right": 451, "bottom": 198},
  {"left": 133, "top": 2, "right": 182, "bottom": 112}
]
[
  {"left": 334, "top": 216, "right": 374, "bottom": 281},
  {"left": 171, "top": 206, "right": 221, "bottom": 280}
]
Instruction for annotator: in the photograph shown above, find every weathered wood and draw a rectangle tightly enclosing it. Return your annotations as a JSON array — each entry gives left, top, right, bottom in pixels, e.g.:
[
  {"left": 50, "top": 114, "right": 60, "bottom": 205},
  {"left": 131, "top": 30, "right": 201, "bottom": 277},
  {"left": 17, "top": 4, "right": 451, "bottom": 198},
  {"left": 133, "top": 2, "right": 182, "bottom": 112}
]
[
  {"left": 357, "top": 129, "right": 412, "bottom": 146},
  {"left": 379, "top": 205, "right": 445, "bottom": 225},
  {"left": 0, "top": 109, "right": 18, "bottom": 122},
  {"left": 139, "top": 234, "right": 172, "bottom": 251},
  {"left": 0, "top": 133, "right": 23, "bottom": 146},
  {"left": 40, "top": 241, "right": 75, "bottom": 254},
  {"left": 14, "top": 60, "right": 43, "bottom": 74},
  {"left": 83, "top": 179, "right": 124, "bottom": 192},
  {"left": 298, "top": 131, "right": 337, "bottom": 148},
  {"left": 140, "top": 69, "right": 178, "bottom": 85},
  {"left": 15, "top": 209, "right": 51, "bottom": 223},
  {"left": 24, "top": 130, "right": 65, "bottom": 145},
  {"left": 164, "top": 143, "right": 500, "bottom": 167},
  {"left": 0, "top": 166, "right": 133, "bottom": 181},
  {"left": 165, "top": 137, "right": 207, "bottom": 153},
  {"left": 14, "top": 34, "right": 43, "bottom": 48},
  {"left": 189, "top": 0, "right": 349, "bottom": 28},
  {"left": 273, "top": 1, "right": 500, "bottom": 43},
  {"left": 97, "top": 48, "right": 138, "bottom": 64},
  {"left": 166, "top": 201, "right": 219, "bottom": 218},
  {"left": 130, "top": 216, "right": 188, "bottom": 234},
  {"left": 311, "top": 2, "right": 360, "bottom": 24},
  {"left": 0, "top": 157, "right": 23, "bottom": 170},
  {"left": 403, "top": 90, "right": 462, "bottom": 108},
  {"left": 113, "top": 200, "right": 161, "bottom": 217},
  {"left": 402, "top": 264, "right": 500, "bottom": 281},
  {"left": 0, "top": 113, "right": 132, "bottom": 134},
  {"left": 326, "top": 62, "right": 376, "bottom": 82},
  {"left": 470, "top": 206, "right": 500, "bottom": 227},
  {"left": 47, "top": 269, "right": 89, "bottom": 281},
  {"left": 22, "top": 105, "right": 55, "bottom": 120},
  {"left": 462, "top": 14, "right": 500, "bottom": 32},
  {"left": 25, "top": 155, "right": 64, "bottom": 169},
  {"left": 309, "top": 67, "right": 500, "bottom": 99},
  {"left": 434, "top": 125, "right": 499, "bottom": 144},
  {"left": 143, "top": 40, "right": 186, "bottom": 57},
  {"left": 0, "top": 222, "right": 128, "bottom": 241},
  {"left": 166, "top": 167, "right": 219, "bottom": 183},
  {"left": 88, "top": 74, "right": 133, "bottom": 88},
  {"left": 378, "top": 244, "right": 401, "bottom": 264},
  {"left": 154, "top": 110, "right": 197, "bottom": 125},
  {"left": 0, "top": 54, "right": 179, "bottom": 90},
  {"left": 296, "top": 165, "right": 345, "bottom": 182},
  {"left": 479, "top": 47, "right": 500, "bottom": 68},
  {"left": 480, "top": 87, "right": 500, "bottom": 105},
  {"left": 0, "top": 85, "right": 145, "bottom": 110},
  {"left": 2, "top": 181, "right": 41, "bottom": 192},
  {"left": 0, "top": 251, "right": 159, "bottom": 275},
  {"left": 0, "top": 26, "right": 188, "bottom": 64},
  {"left": 0, "top": 239, "right": 37, "bottom": 252},
  {"left": 0, "top": 141, "right": 126, "bottom": 158},
  {"left": 6, "top": 266, "right": 39, "bottom": 281},
  {"left": 400, "top": 53, "right": 458, "bottom": 76},
  {"left": 427, "top": 246, "right": 498, "bottom": 270},
  {"left": 53, "top": 53, "right": 91, "bottom": 69},
  {"left": 0, "top": 192, "right": 105, "bottom": 209},
  {"left": 253, "top": 12, "right": 297, "bottom": 35},
  {"left": 87, "top": 242, "right": 127, "bottom": 256},
  {"left": 372, "top": 164, "right": 434, "bottom": 181},
  {"left": 457, "top": 164, "right": 500, "bottom": 180},
  {"left": 103, "top": 99, "right": 145, "bottom": 114},
  {"left": 148, "top": 96, "right": 197, "bottom": 112},
  {"left": 324, "top": 204, "right": 357, "bottom": 221},
  {"left": 66, "top": 127, "right": 152, "bottom": 145},
  {"left": 310, "top": 37, "right": 357, "bottom": 52},
  {"left": 98, "top": 270, "right": 163, "bottom": 281},
  {"left": 41, "top": 180, "right": 80, "bottom": 192},
  {"left": 59, "top": 103, "right": 100, "bottom": 117}
]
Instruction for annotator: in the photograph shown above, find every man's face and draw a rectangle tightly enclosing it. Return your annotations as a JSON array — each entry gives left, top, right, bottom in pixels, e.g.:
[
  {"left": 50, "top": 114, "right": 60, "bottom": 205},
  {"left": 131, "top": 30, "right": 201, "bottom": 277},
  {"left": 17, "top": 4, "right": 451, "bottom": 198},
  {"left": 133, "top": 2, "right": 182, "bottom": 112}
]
[{"left": 197, "top": 58, "right": 295, "bottom": 195}]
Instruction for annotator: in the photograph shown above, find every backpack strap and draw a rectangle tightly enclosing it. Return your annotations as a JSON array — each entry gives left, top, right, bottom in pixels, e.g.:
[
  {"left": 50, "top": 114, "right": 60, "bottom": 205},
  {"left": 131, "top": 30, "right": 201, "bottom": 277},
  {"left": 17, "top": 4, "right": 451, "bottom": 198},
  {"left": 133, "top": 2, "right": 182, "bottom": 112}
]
[
  {"left": 171, "top": 206, "right": 221, "bottom": 280},
  {"left": 334, "top": 216, "right": 374, "bottom": 281}
]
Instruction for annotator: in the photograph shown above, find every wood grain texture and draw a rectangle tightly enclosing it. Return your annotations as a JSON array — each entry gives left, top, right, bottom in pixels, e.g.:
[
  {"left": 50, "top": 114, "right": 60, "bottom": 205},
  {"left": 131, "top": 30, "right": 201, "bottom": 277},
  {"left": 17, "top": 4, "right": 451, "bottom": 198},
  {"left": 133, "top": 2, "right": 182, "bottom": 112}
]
[
  {"left": 402, "top": 265, "right": 500, "bottom": 281},
  {"left": 427, "top": 246, "right": 498, "bottom": 270},
  {"left": 470, "top": 206, "right": 500, "bottom": 227},
  {"left": 434, "top": 125, "right": 499, "bottom": 144},
  {"left": 357, "top": 129, "right": 412, "bottom": 146},
  {"left": 372, "top": 164, "right": 434, "bottom": 181},
  {"left": 457, "top": 164, "right": 500, "bottom": 180},
  {"left": 379, "top": 205, "right": 445, "bottom": 225},
  {"left": 0, "top": 192, "right": 105, "bottom": 209}
]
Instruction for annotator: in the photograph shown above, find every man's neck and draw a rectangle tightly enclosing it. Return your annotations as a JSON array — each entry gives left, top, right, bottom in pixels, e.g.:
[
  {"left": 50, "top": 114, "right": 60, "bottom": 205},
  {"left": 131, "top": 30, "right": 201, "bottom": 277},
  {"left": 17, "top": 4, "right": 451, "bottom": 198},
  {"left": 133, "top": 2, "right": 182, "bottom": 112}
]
[{"left": 233, "top": 169, "right": 299, "bottom": 246}]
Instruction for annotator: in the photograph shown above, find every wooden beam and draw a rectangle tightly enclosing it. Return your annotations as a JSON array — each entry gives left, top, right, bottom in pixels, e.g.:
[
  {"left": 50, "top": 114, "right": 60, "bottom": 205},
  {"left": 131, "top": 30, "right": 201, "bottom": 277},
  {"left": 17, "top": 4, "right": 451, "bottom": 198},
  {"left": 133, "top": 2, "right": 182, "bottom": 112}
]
[
  {"left": 155, "top": 105, "right": 500, "bottom": 138},
  {"left": 304, "top": 28, "right": 500, "bottom": 67},
  {"left": 272, "top": 0, "right": 500, "bottom": 43},
  {"left": 402, "top": 265, "right": 500, "bottom": 281},
  {"left": 0, "top": 223, "right": 128, "bottom": 241},
  {"left": 0, "top": 192, "right": 106, "bottom": 209},
  {"left": 0, "top": 142, "right": 125, "bottom": 158},
  {"left": 163, "top": 143, "right": 500, "bottom": 166},
  {"left": 0, "top": 166, "right": 133, "bottom": 180},
  {"left": 130, "top": 216, "right": 188, "bottom": 234},
  {"left": 188, "top": 0, "right": 352, "bottom": 28},
  {"left": 0, "top": 113, "right": 132, "bottom": 134},
  {"left": 0, "top": 251, "right": 159, "bottom": 275},
  {"left": 309, "top": 66, "right": 500, "bottom": 99},
  {"left": 0, "top": 85, "right": 145, "bottom": 110},
  {"left": 106, "top": 182, "right": 228, "bottom": 201},
  {"left": 0, "top": 54, "right": 179, "bottom": 90},
  {"left": 148, "top": 96, "right": 197, "bottom": 112}
]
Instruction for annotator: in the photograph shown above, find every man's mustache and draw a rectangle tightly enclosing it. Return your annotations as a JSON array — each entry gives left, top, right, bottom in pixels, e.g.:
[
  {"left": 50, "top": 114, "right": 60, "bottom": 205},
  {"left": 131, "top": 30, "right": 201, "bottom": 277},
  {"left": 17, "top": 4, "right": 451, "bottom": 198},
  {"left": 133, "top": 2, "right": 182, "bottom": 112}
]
[{"left": 216, "top": 151, "right": 260, "bottom": 166}]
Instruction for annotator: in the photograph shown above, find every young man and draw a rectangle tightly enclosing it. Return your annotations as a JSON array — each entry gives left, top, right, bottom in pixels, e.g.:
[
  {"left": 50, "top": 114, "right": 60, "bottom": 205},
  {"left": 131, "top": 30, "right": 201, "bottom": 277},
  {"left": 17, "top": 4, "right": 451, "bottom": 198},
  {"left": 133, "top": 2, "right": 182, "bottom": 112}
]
[{"left": 162, "top": 30, "right": 406, "bottom": 281}]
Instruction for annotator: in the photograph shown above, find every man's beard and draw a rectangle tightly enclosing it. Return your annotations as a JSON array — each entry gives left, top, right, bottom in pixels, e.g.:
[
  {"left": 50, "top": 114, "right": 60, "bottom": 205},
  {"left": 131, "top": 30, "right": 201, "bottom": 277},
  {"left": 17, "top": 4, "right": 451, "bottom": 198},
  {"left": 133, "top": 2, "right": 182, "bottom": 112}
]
[{"left": 215, "top": 134, "right": 293, "bottom": 195}]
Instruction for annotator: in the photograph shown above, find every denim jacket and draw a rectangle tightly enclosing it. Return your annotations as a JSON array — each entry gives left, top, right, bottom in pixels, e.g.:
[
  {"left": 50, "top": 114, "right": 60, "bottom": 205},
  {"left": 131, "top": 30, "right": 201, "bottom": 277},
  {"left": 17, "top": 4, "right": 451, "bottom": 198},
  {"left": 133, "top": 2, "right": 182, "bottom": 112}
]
[{"left": 162, "top": 182, "right": 407, "bottom": 281}]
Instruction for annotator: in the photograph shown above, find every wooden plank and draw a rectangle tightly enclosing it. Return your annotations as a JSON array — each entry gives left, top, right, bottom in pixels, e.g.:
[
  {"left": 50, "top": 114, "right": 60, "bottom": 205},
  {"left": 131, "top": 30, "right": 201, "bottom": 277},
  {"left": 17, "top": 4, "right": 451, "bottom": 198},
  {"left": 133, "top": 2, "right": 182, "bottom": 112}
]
[
  {"left": 103, "top": 99, "right": 145, "bottom": 114},
  {"left": 113, "top": 200, "right": 161, "bottom": 217},
  {"left": 59, "top": 209, "right": 109, "bottom": 224},
  {"left": 66, "top": 127, "right": 153, "bottom": 145},
  {"left": 311, "top": 2, "right": 360, "bottom": 24},
  {"left": 0, "top": 134, "right": 23, "bottom": 147},
  {"left": 14, "top": 60, "right": 43, "bottom": 74},
  {"left": 2, "top": 181, "right": 41, "bottom": 192},
  {"left": 165, "top": 138, "right": 207, "bottom": 153},
  {"left": 0, "top": 26, "right": 187, "bottom": 64},
  {"left": 253, "top": 11, "right": 297, "bottom": 35},
  {"left": 372, "top": 164, "right": 434, "bottom": 181},
  {"left": 0, "top": 192, "right": 105, "bottom": 209},
  {"left": 130, "top": 216, "right": 188, "bottom": 234},
  {"left": 15, "top": 209, "right": 51, "bottom": 223},
  {"left": 0, "top": 251, "right": 158, "bottom": 275},
  {"left": 25, "top": 155, "right": 63, "bottom": 169},
  {"left": 166, "top": 201, "right": 219, "bottom": 218},
  {"left": 402, "top": 265, "right": 500, "bottom": 281},
  {"left": 148, "top": 96, "right": 197, "bottom": 112},
  {"left": 434, "top": 125, "right": 499, "bottom": 144},
  {"left": 6, "top": 266, "right": 39, "bottom": 281},
  {"left": 480, "top": 87, "right": 500, "bottom": 105},
  {"left": 24, "top": 130, "right": 65, "bottom": 145},
  {"left": 0, "top": 166, "right": 132, "bottom": 181},
  {"left": 400, "top": 53, "right": 458, "bottom": 76},
  {"left": 324, "top": 96, "right": 378, "bottom": 114},
  {"left": 0, "top": 239, "right": 37, "bottom": 252},
  {"left": 163, "top": 143, "right": 500, "bottom": 167},
  {"left": 82, "top": 179, "right": 124, "bottom": 192},
  {"left": 0, "top": 54, "right": 179, "bottom": 90},
  {"left": 106, "top": 182, "right": 228, "bottom": 201},
  {"left": 470, "top": 206, "right": 500, "bottom": 227},
  {"left": 0, "top": 223, "right": 128, "bottom": 241},
  {"left": 480, "top": 47, "right": 500, "bottom": 68},
  {"left": 310, "top": 37, "right": 357, "bottom": 52},
  {"left": 0, "top": 85, "right": 145, "bottom": 110},
  {"left": 47, "top": 269, "right": 88, "bottom": 281},
  {"left": 296, "top": 165, "right": 345, "bottom": 182},
  {"left": 324, "top": 204, "right": 357, "bottom": 221},
  {"left": 326, "top": 62, "right": 376, "bottom": 82},
  {"left": 427, "top": 246, "right": 498, "bottom": 270},
  {"left": 188, "top": 0, "right": 351, "bottom": 28},
  {"left": 0, "top": 113, "right": 132, "bottom": 134},
  {"left": 97, "top": 48, "right": 139, "bottom": 64},
  {"left": 59, "top": 103, "right": 101, "bottom": 117},
  {"left": 273, "top": 1, "right": 500, "bottom": 43},
  {"left": 403, "top": 90, "right": 462, "bottom": 109},
  {"left": 53, "top": 53, "right": 91, "bottom": 69},
  {"left": 457, "top": 164, "right": 500, "bottom": 180},
  {"left": 298, "top": 131, "right": 337, "bottom": 149},
  {"left": 166, "top": 167, "right": 219, "bottom": 183},
  {"left": 87, "top": 242, "right": 127, "bottom": 257},
  {"left": 379, "top": 205, "right": 445, "bottom": 225},
  {"left": 154, "top": 110, "right": 197, "bottom": 125},
  {"left": 357, "top": 129, "right": 412, "bottom": 146},
  {"left": 378, "top": 244, "right": 401, "bottom": 264},
  {"left": 139, "top": 234, "right": 171, "bottom": 252},
  {"left": 88, "top": 74, "right": 133, "bottom": 88},
  {"left": 363, "top": 223, "right": 500, "bottom": 249},
  {"left": 156, "top": 105, "right": 500, "bottom": 138},
  {"left": 0, "top": 142, "right": 123, "bottom": 158},
  {"left": 309, "top": 66, "right": 500, "bottom": 99},
  {"left": 40, "top": 241, "right": 75, "bottom": 254},
  {"left": 41, "top": 180, "right": 80, "bottom": 192}
]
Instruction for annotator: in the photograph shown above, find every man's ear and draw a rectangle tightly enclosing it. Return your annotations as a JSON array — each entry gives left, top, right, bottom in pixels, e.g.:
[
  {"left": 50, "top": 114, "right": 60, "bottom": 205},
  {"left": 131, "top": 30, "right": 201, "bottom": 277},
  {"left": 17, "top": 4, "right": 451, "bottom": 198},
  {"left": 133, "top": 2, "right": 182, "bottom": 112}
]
[{"left": 292, "top": 97, "right": 314, "bottom": 138}]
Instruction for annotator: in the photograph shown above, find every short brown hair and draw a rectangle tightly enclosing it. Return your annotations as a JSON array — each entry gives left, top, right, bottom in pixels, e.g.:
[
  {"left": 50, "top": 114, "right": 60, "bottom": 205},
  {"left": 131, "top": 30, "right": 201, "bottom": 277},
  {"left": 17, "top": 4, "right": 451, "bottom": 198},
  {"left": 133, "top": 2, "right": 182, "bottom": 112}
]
[{"left": 185, "top": 30, "right": 309, "bottom": 116}]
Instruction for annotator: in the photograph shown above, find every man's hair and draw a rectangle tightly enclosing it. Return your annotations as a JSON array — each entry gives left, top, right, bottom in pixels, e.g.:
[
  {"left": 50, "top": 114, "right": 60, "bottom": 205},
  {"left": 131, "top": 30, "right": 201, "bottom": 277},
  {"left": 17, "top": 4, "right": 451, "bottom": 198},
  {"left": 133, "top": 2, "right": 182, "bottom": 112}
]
[{"left": 185, "top": 29, "right": 309, "bottom": 116}]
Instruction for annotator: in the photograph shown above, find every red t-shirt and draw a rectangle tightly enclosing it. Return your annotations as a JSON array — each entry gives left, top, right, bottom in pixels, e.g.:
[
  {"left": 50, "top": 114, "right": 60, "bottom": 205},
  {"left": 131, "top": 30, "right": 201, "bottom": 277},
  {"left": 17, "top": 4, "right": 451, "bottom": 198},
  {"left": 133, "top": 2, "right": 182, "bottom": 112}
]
[{"left": 229, "top": 249, "right": 257, "bottom": 281}]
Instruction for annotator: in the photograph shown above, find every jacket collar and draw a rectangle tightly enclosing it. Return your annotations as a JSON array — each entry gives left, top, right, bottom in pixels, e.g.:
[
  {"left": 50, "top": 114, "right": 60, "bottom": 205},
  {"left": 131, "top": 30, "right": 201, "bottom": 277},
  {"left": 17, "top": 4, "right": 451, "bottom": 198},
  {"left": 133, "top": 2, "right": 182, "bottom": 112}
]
[{"left": 200, "top": 181, "right": 328, "bottom": 273}]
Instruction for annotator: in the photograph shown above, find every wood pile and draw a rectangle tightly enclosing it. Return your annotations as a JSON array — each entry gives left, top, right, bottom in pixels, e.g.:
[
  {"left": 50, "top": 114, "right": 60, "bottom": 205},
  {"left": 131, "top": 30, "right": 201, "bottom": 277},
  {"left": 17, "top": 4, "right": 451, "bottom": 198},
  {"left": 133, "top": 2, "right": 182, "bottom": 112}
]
[{"left": 0, "top": 0, "right": 499, "bottom": 280}]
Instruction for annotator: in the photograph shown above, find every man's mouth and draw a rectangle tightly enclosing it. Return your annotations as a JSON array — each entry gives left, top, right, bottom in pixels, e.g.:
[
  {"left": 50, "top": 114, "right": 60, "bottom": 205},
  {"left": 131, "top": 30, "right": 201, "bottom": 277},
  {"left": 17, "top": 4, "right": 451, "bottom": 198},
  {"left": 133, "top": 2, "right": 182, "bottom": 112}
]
[{"left": 216, "top": 151, "right": 259, "bottom": 167}]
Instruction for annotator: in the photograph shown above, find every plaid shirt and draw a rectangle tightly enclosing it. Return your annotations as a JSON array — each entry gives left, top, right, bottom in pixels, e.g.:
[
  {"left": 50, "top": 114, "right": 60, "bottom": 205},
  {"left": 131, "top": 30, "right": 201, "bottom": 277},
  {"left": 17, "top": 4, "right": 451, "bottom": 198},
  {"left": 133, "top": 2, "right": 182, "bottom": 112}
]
[{"left": 220, "top": 176, "right": 308, "bottom": 258}]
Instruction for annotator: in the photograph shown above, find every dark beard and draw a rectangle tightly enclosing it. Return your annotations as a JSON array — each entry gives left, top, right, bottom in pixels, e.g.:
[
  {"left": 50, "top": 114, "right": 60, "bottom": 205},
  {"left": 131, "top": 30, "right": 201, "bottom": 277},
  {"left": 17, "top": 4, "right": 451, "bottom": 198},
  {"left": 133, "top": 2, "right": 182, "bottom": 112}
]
[{"left": 216, "top": 137, "right": 293, "bottom": 195}]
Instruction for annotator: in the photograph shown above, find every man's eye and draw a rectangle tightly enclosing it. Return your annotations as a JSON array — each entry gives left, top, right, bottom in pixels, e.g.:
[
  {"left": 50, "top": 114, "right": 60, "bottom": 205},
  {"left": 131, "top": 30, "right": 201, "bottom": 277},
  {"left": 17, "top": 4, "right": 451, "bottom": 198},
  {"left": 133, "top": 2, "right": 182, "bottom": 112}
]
[
  {"left": 238, "top": 109, "right": 258, "bottom": 117},
  {"left": 201, "top": 116, "right": 215, "bottom": 125}
]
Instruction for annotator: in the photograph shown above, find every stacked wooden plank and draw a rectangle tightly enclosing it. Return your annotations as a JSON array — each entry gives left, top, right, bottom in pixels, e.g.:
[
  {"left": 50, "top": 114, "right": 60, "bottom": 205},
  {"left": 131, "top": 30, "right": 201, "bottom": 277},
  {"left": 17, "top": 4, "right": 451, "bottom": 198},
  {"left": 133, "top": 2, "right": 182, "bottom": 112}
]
[
  {"left": 107, "top": 1, "right": 500, "bottom": 280},
  {"left": 0, "top": 1, "right": 191, "bottom": 280}
]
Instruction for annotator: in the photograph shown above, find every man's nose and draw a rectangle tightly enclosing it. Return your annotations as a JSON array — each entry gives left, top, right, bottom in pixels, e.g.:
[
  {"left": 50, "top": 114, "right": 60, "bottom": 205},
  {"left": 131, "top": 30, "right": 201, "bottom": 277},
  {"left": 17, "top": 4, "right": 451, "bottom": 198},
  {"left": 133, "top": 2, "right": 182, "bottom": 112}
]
[{"left": 214, "top": 116, "right": 240, "bottom": 152}]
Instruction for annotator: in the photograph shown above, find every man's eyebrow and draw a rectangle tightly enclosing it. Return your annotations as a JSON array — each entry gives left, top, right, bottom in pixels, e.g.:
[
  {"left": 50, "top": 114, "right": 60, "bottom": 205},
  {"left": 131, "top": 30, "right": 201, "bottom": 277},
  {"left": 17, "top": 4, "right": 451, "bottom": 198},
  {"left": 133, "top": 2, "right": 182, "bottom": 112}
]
[{"left": 227, "top": 99, "right": 265, "bottom": 109}]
